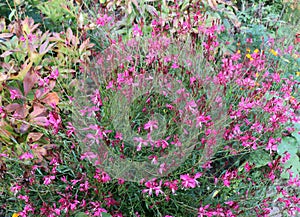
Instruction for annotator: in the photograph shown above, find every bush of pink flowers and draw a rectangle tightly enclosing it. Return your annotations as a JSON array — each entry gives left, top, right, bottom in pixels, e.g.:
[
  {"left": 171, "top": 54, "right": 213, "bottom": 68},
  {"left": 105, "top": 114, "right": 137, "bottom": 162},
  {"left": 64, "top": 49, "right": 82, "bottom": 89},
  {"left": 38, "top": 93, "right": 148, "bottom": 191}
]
[{"left": 0, "top": 1, "right": 299, "bottom": 217}]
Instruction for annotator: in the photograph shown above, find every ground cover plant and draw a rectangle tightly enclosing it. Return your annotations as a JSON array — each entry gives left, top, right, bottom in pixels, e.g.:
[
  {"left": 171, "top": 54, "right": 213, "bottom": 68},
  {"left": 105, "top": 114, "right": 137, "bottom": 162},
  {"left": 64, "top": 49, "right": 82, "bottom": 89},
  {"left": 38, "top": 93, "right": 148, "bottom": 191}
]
[{"left": 0, "top": 0, "right": 300, "bottom": 216}]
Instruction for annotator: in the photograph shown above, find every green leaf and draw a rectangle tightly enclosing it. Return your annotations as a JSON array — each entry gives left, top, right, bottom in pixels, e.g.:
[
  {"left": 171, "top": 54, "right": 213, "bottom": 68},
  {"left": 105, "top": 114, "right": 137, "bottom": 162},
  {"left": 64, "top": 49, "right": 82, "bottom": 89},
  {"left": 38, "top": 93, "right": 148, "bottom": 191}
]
[
  {"left": 292, "top": 131, "right": 300, "bottom": 144},
  {"left": 8, "top": 9, "right": 16, "bottom": 21},
  {"left": 280, "top": 170, "right": 289, "bottom": 179},
  {"left": 277, "top": 137, "right": 298, "bottom": 156},
  {"left": 280, "top": 155, "right": 300, "bottom": 179},
  {"left": 101, "top": 213, "right": 112, "bottom": 217},
  {"left": 294, "top": 122, "right": 300, "bottom": 131},
  {"left": 74, "top": 212, "right": 88, "bottom": 217},
  {"left": 248, "top": 149, "right": 270, "bottom": 168}
]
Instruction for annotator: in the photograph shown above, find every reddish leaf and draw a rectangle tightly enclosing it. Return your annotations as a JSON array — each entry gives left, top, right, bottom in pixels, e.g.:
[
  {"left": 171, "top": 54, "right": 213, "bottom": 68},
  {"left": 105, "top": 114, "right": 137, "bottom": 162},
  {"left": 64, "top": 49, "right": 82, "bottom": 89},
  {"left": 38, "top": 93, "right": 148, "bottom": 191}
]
[
  {"left": 23, "top": 70, "right": 39, "bottom": 96},
  {"left": 43, "top": 144, "right": 57, "bottom": 150},
  {"left": 41, "top": 92, "right": 59, "bottom": 106},
  {"left": 30, "top": 116, "right": 48, "bottom": 126},
  {"left": 5, "top": 103, "right": 22, "bottom": 113},
  {"left": 21, "top": 17, "right": 40, "bottom": 35},
  {"left": 34, "top": 80, "right": 56, "bottom": 100},
  {"left": 10, "top": 60, "right": 33, "bottom": 81},
  {"left": 48, "top": 80, "right": 56, "bottom": 91},
  {"left": 39, "top": 40, "right": 55, "bottom": 54},
  {"left": 49, "top": 32, "right": 64, "bottom": 42},
  {"left": 79, "top": 38, "right": 94, "bottom": 53},
  {"left": 15, "top": 104, "right": 28, "bottom": 119},
  {"left": 39, "top": 39, "right": 49, "bottom": 54},
  {"left": 27, "top": 132, "right": 44, "bottom": 143},
  {"left": 35, "top": 87, "right": 50, "bottom": 100},
  {"left": 0, "top": 50, "right": 13, "bottom": 58},
  {"left": 0, "top": 120, "right": 17, "bottom": 144},
  {"left": 29, "top": 103, "right": 46, "bottom": 119},
  {"left": 19, "top": 123, "right": 30, "bottom": 134},
  {"left": 0, "top": 33, "right": 13, "bottom": 39},
  {"left": 5, "top": 103, "right": 28, "bottom": 119},
  {"left": 0, "top": 122, "right": 12, "bottom": 140},
  {"left": 32, "top": 146, "right": 47, "bottom": 163}
]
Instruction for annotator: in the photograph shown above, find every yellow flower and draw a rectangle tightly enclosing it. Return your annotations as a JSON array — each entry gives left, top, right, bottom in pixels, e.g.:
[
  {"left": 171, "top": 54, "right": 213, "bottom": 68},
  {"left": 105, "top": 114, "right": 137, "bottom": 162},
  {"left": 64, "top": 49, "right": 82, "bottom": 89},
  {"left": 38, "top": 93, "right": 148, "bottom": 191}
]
[
  {"left": 255, "top": 73, "right": 259, "bottom": 78},
  {"left": 246, "top": 48, "right": 250, "bottom": 53},
  {"left": 246, "top": 53, "right": 253, "bottom": 61},
  {"left": 254, "top": 49, "right": 259, "bottom": 53},
  {"left": 270, "top": 49, "right": 278, "bottom": 56},
  {"left": 296, "top": 71, "right": 300, "bottom": 76},
  {"left": 290, "top": 96, "right": 296, "bottom": 103},
  {"left": 237, "top": 50, "right": 241, "bottom": 54},
  {"left": 12, "top": 213, "right": 20, "bottom": 217}
]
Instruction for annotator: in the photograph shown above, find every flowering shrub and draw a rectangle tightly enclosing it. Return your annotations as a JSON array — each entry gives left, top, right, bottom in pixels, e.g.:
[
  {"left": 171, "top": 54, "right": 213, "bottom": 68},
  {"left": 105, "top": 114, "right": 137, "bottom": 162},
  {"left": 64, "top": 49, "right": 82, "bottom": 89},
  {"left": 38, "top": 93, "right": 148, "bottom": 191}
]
[{"left": 0, "top": 1, "right": 300, "bottom": 217}]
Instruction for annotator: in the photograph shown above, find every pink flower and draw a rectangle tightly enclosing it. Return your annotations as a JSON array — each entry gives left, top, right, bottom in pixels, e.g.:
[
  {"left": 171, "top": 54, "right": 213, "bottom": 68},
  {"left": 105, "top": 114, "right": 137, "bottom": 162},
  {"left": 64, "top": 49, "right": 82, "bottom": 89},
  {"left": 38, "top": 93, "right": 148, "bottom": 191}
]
[
  {"left": 190, "top": 76, "right": 197, "bottom": 86},
  {"left": 19, "top": 152, "right": 34, "bottom": 160},
  {"left": 155, "top": 139, "right": 169, "bottom": 149},
  {"left": 166, "top": 104, "right": 174, "bottom": 110},
  {"left": 0, "top": 106, "right": 6, "bottom": 118},
  {"left": 144, "top": 120, "right": 158, "bottom": 132},
  {"left": 43, "top": 175, "right": 55, "bottom": 185},
  {"left": 266, "top": 137, "right": 278, "bottom": 154},
  {"left": 222, "top": 170, "right": 238, "bottom": 187},
  {"left": 10, "top": 184, "right": 22, "bottom": 193},
  {"left": 281, "top": 152, "right": 291, "bottom": 164},
  {"left": 101, "top": 172, "right": 111, "bottom": 183},
  {"left": 115, "top": 132, "right": 123, "bottom": 140},
  {"left": 91, "top": 89, "right": 103, "bottom": 107},
  {"left": 198, "top": 204, "right": 210, "bottom": 217},
  {"left": 20, "top": 36, "right": 26, "bottom": 41},
  {"left": 80, "top": 106, "right": 100, "bottom": 117},
  {"left": 185, "top": 100, "right": 197, "bottom": 113},
  {"left": 118, "top": 178, "right": 125, "bottom": 185},
  {"left": 180, "top": 173, "right": 202, "bottom": 189},
  {"left": 164, "top": 180, "right": 178, "bottom": 194},
  {"left": 246, "top": 38, "right": 253, "bottom": 43},
  {"left": 133, "top": 24, "right": 143, "bottom": 37},
  {"left": 94, "top": 170, "right": 111, "bottom": 183},
  {"left": 171, "top": 62, "right": 179, "bottom": 69},
  {"left": 272, "top": 73, "right": 281, "bottom": 83},
  {"left": 93, "top": 207, "right": 108, "bottom": 216},
  {"left": 38, "top": 77, "right": 50, "bottom": 87},
  {"left": 48, "top": 111, "right": 62, "bottom": 134},
  {"left": 66, "top": 122, "right": 75, "bottom": 137},
  {"left": 106, "top": 81, "right": 114, "bottom": 89},
  {"left": 19, "top": 204, "right": 35, "bottom": 216},
  {"left": 80, "top": 152, "right": 97, "bottom": 160},
  {"left": 244, "top": 162, "right": 252, "bottom": 172},
  {"left": 61, "top": 176, "right": 67, "bottom": 183},
  {"left": 142, "top": 179, "right": 164, "bottom": 196},
  {"left": 9, "top": 88, "right": 23, "bottom": 100},
  {"left": 196, "top": 113, "right": 211, "bottom": 128},
  {"left": 18, "top": 195, "right": 29, "bottom": 202},
  {"left": 148, "top": 155, "right": 158, "bottom": 164},
  {"left": 49, "top": 68, "right": 59, "bottom": 80},
  {"left": 202, "top": 161, "right": 212, "bottom": 169},
  {"left": 134, "top": 137, "right": 148, "bottom": 151},
  {"left": 79, "top": 181, "right": 89, "bottom": 192},
  {"left": 105, "top": 197, "right": 117, "bottom": 207},
  {"left": 96, "top": 14, "right": 112, "bottom": 26}
]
